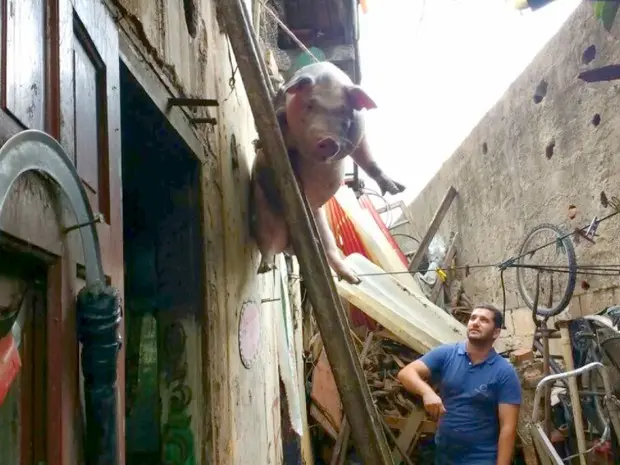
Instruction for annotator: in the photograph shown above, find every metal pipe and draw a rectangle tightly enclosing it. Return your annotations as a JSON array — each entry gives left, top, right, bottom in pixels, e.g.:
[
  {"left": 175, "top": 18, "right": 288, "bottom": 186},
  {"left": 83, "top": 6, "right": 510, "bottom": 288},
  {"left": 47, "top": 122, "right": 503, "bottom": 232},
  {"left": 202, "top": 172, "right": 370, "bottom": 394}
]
[
  {"left": 599, "top": 360, "right": 620, "bottom": 445},
  {"left": 532, "top": 362, "right": 604, "bottom": 421},
  {"left": 214, "top": 2, "right": 393, "bottom": 464},
  {"left": 0, "top": 130, "right": 119, "bottom": 465}
]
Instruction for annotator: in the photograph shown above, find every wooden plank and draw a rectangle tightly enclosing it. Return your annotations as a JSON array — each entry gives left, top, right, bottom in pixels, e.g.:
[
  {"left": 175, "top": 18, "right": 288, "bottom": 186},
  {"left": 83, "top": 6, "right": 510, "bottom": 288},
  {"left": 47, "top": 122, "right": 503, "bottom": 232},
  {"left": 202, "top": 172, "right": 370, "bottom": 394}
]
[
  {"left": 391, "top": 406, "right": 425, "bottom": 464},
  {"left": 408, "top": 187, "right": 457, "bottom": 273},
  {"left": 217, "top": 2, "right": 393, "bottom": 464},
  {"left": 430, "top": 232, "right": 458, "bottom": 304},
  {"left": 289, "top": 258, "right": 315, "bottom": 465},
  {"left": 4, "top": 0, "right": 45, "bottom": 130}
]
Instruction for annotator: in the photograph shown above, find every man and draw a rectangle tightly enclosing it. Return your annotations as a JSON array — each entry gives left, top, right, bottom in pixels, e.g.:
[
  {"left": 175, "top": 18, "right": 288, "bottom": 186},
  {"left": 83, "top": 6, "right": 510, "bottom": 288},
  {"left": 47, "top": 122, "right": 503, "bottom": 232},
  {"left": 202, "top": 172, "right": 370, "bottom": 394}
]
[{"left": 397, "top": 304, "right": 521, "bottom": 465}]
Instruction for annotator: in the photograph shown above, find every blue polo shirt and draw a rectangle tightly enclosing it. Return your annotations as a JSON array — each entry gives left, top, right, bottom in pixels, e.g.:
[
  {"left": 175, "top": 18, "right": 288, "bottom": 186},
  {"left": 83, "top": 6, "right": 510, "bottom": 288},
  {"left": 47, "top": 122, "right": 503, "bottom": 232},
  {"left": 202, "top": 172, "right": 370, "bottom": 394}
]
[{"left": 419, "top": 342, "right": 521, "bottom": 464}]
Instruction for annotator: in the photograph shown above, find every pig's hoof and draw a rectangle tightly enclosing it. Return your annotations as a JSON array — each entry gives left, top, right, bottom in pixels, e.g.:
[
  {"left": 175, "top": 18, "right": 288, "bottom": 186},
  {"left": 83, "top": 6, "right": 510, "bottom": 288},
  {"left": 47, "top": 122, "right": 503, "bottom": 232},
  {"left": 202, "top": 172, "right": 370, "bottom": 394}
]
[
  {"left": 338, "top": 272, "right": 361, "bottom": 285},
  {"left": 257, "top": 261, "right": 276, "bottom": 274},
  {"left": 379, "top": 178, "right": 406, "bottom": 196}
]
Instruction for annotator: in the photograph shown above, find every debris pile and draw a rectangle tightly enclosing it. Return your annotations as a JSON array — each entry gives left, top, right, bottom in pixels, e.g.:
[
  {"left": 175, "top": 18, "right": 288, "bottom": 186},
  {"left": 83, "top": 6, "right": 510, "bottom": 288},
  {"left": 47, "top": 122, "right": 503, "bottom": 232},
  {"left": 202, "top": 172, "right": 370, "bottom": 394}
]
[
  {"left": 305, "top": 319, "right": 438, "bottom": 464},
  {"left": 360, "top": 333, "right": 422, "bottom": 420}
]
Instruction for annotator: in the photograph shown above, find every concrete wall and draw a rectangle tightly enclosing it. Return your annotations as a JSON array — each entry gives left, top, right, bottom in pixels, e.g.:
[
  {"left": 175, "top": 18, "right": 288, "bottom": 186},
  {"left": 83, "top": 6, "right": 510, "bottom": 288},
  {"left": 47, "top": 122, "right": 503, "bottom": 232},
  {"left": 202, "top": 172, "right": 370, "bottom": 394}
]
[
  {"left": 398, "top": 2, "right": 620, "bottom": 350},
  {"left": 110, "top": 1, "right": 284, "bottom": 463}
]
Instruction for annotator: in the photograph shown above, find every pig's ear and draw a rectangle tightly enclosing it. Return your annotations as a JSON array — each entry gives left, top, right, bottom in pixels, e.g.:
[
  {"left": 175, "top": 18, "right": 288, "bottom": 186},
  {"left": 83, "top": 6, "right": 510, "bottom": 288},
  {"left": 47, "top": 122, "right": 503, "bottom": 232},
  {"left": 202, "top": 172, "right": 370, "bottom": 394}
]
[
  {"left": 346, "top": 86, "right": 377, "bottom": 111},
  {"left": 284, "top": 76, "right": 314, "bottom": 95}
]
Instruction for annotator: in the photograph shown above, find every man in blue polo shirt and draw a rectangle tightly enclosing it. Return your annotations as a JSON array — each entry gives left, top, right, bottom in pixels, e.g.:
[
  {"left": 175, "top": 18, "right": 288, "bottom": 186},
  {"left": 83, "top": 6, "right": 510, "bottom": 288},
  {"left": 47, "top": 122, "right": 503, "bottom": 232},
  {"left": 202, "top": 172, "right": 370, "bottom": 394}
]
[{"left": 397, "top": 304, "right": 521, "bottom": 465}]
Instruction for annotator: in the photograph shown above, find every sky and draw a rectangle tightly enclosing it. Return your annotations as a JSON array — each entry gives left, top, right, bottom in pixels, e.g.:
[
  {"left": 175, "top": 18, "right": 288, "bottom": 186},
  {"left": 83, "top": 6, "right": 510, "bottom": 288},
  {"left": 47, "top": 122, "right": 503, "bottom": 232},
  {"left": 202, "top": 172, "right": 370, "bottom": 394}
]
[{"left": 355, "top": 0, "right": 581, "bottom": 207}]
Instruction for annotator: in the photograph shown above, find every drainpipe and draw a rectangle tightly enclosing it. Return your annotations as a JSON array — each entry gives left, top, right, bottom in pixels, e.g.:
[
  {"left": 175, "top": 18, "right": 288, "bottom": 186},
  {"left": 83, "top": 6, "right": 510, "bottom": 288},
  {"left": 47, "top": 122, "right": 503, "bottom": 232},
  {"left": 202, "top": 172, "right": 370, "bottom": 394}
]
[
  {"left": 214, "top": 1, "right": 394, "bottom": 463},
  {"left": 0, "top": 130, "right": 121, "bottom": 465}
]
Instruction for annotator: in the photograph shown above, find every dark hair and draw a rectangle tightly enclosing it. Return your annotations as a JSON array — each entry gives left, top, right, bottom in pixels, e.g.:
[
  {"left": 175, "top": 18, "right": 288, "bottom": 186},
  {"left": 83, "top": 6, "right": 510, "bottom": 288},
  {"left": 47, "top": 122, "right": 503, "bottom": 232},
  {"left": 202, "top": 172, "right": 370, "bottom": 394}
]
[{"left": 473, "top": 303, "right": 503, "bottom": 329}]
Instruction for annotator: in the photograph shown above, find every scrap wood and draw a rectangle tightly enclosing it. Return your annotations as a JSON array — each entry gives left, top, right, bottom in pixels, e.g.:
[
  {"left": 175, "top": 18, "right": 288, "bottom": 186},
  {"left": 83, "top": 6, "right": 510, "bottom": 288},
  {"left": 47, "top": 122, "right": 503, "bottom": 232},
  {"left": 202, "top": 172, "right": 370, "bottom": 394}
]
[
  {"left": 311, "top": 348, "right": 344, "bottom": 434},
  {"left": 391, "top": 407, "right": 426, "bottom": 464},
  {"left": 380, "top": 416, "right": 416, "bottom": 465},
  {"left": 330, "top": 332, "right": 374, "bottom": 465}
]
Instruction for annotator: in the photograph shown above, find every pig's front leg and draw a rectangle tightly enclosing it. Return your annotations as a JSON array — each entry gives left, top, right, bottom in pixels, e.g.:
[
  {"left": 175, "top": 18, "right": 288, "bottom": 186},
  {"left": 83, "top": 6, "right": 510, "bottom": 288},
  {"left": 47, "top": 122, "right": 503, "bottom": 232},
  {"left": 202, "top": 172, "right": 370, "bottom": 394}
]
[
  {"left": 351, "top": 136, "right": 406, "bottom": 196},
  {"left": 314, "top": 207, "right": 361, "bottom": 285},
  {"left": 250, "top": 152, "right": 290, "bottom": 274}
]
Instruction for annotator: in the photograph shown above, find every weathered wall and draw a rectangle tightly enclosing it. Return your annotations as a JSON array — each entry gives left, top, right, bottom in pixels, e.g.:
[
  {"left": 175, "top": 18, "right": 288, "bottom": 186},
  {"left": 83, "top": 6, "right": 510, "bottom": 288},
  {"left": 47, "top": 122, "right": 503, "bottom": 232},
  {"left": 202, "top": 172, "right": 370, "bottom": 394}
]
[
  {"left": 109, "top": 0, "right": 283, "bottom": 464},
  {"left": 399, "top": 2, "right": 620, "bottom": 350}
]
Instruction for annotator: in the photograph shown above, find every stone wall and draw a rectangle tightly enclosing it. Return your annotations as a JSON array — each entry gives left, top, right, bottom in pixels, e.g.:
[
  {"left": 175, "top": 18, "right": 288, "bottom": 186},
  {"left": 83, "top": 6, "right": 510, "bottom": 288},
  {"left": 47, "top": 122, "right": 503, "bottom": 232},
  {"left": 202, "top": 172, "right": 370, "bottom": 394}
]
[{"left": 397, "top": 2, "right": 620, "bottom": 350}]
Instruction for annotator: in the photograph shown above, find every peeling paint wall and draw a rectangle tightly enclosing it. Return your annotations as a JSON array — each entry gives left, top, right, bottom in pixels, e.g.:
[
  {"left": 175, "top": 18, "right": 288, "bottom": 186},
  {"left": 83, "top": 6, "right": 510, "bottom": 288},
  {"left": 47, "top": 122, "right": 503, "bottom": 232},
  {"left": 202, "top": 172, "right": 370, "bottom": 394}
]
[
  {"left": 109, "top": 0, "right": 283, "bottom": 463},
  {"left": 399, "top": 2, "right": 620, "bottom": 351}
]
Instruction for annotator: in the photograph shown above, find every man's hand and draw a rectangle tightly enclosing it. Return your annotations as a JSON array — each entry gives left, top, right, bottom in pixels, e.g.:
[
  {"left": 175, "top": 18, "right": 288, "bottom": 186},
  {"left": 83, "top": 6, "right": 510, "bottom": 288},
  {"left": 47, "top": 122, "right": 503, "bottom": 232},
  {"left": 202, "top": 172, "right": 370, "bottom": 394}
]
[{"left": 423, "top": 391, "right": 446, "bottom": 420}]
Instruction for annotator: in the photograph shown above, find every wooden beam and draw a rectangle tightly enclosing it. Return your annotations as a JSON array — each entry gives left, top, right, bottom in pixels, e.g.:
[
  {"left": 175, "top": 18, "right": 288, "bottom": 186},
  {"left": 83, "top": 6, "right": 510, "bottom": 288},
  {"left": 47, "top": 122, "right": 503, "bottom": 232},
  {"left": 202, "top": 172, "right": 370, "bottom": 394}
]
[
  {"left": 430, "top": 232, "right": 458, "bottom": 304},
  {"left": 215, "top": 2, "right": 393, "bottom": 464},
  {"left": 408, "top": 187, "right": 457, "bottom": 273}
]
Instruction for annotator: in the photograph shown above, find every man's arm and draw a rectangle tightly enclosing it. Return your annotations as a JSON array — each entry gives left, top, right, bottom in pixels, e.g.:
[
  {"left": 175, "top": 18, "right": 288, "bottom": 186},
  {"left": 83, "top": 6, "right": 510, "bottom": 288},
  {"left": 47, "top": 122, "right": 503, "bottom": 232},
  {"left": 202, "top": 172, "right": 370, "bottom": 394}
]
[
  {"left": 496, "top": 403, "right": 519, "bottom": 465},
  {"left": 397, "top": 345, "right": 449, "bottom": 420},
  {"left": 397, "top": 359, "right": 436, "bottom": 397},
  {"left": 496, "top": 367, "right": 522, "bottom": 465}
]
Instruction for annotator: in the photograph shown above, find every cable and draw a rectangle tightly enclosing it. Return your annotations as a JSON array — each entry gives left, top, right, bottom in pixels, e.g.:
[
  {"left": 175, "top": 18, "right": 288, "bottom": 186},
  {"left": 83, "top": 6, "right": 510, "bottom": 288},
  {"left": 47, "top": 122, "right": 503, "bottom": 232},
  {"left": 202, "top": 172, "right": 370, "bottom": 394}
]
[{"left": 502, "top": 210, "right": 620, "bottom": 268}]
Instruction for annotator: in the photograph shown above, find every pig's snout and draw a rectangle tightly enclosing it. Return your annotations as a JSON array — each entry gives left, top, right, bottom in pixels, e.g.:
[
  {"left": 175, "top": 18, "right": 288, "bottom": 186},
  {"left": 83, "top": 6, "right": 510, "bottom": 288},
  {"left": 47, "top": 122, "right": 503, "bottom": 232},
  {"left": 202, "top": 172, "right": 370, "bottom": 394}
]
[{"left": 316, "top": 137, "right": 340, "bottom": 160}]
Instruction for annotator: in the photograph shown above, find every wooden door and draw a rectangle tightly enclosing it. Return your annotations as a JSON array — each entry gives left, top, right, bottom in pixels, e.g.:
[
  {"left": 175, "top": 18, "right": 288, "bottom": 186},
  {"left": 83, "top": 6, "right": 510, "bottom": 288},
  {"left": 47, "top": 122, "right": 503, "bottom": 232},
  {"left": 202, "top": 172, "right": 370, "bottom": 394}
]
[
  {"left": 57, "top": 0, "right": 124, "bottom": 463},
  {"left": 58, "top": 0, "right": 123, "bottom": 274},
  {"left": 0, "top": 254, "right": 47, "bottom": 465},
  {"left": 0, "top": 0, "right": 124, "bottom": 464}
]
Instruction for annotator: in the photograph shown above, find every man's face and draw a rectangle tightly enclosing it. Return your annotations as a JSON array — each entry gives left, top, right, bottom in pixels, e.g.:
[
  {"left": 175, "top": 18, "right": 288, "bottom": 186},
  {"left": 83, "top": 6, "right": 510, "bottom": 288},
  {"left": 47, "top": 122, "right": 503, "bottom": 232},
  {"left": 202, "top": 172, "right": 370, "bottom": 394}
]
[{"left": 467, "top": 308, "right": 500, "bottom": 343}]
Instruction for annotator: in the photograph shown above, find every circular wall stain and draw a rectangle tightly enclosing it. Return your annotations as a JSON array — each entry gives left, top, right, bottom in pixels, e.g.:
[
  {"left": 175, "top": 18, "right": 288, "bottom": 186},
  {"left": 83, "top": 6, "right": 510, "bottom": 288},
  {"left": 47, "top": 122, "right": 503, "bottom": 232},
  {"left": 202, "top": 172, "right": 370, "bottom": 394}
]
[{"left": 238, "top": 300, "right": 261, "bottom": 369}]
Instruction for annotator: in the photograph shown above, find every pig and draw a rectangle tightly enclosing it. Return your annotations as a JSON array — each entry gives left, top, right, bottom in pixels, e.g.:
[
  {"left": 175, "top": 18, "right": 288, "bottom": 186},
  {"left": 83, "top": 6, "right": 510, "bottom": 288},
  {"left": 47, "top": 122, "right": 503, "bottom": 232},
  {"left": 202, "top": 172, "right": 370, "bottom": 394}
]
[{"left": 249, "top": 61, "right": 405, "bottom": 284}]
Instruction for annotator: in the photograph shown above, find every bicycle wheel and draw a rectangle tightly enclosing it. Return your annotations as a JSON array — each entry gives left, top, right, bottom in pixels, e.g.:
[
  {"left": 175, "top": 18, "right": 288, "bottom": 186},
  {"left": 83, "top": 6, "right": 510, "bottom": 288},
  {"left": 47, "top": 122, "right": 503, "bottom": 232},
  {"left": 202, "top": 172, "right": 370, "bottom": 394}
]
[{"left": 515, "top": 223, "right": 577, "bottom": 317}]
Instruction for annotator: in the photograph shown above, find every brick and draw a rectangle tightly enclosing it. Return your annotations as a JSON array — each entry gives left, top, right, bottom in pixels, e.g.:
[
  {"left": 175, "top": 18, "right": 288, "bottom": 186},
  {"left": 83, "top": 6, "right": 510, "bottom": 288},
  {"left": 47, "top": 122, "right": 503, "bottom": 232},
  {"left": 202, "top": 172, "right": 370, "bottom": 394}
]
[
  {"left": 511, "top": 348, "right": 534, "bottom": 365},
  {"left": 511, "top": 307, "right": 537, "bottom": 337}
]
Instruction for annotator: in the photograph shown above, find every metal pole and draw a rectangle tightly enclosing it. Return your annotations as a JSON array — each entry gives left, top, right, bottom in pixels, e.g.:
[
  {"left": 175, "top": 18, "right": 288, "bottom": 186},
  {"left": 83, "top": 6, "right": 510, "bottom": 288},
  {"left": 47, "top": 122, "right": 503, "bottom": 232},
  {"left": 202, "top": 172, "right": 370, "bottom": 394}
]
[
  {"left": 557, "top": 321, "right": 588, "bottom": 465},
  {"left": 214, "top": 2, "right": 393, "bottom": 464}
]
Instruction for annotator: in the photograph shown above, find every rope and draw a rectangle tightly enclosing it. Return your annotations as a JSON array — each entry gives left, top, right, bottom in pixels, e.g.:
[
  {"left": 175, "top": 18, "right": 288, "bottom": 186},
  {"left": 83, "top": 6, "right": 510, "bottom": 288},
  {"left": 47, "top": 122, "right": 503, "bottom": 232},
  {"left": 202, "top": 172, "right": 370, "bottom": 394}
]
[{"left": 257, "top": 0, "right": 321, "bottom": 63}]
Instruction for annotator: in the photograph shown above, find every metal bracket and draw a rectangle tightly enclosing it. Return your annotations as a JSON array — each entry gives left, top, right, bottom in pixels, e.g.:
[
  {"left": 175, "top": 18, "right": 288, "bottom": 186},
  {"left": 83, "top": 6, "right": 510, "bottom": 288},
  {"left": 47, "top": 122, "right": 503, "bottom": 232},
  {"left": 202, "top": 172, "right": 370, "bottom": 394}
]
[
  {"left": 167, "top": 97, "right": 219, "bottom": 108},
  {"left": 189, "top": 117, "right": 218, "bottom": 125},
  {"left": 585, "top": 216, "right": 600, "bottom": 240},
  {"left": 63, "top": 212, "right": 105, "bottom": 234}
]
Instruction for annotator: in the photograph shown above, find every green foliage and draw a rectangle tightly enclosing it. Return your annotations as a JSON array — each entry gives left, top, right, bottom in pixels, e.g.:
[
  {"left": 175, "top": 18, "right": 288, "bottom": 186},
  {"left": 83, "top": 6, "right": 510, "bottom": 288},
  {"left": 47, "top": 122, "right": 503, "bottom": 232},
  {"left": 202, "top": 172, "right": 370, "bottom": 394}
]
[{"left": 593, "top": 0, "right": 620, "bottom": 31}]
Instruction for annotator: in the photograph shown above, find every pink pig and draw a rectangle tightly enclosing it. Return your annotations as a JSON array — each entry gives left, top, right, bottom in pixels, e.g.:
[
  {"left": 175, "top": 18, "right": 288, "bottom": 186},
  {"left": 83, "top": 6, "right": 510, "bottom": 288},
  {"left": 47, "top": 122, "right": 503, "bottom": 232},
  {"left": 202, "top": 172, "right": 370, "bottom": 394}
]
[{"left": 250, "top": 61, "right": 405, "bottom": 284}]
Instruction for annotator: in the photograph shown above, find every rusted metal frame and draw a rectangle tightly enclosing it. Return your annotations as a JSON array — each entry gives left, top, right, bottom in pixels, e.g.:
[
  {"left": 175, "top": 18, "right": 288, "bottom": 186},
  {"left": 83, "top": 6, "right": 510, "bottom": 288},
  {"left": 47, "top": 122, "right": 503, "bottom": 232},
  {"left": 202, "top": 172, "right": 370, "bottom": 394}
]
[
  {"left": 215, "top": 1, "right": 393, "bottom": 464},
  {"left": 167, "top": 97, "right": 219, "bottom": 107},
  {"left": 430, "top": 232, "right": 458, "bottom": 304},
  {"left": 408, "top": 186, "right": 457, "bottom": 273}
]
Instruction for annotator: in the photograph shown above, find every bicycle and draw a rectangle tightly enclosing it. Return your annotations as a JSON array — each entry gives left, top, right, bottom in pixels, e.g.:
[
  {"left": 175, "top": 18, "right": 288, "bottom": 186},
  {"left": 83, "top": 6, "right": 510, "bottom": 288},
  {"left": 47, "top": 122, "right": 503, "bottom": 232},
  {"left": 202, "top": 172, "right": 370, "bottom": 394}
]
[{"left": 511, "top": 218, "right": 620, "bottom": 455}]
